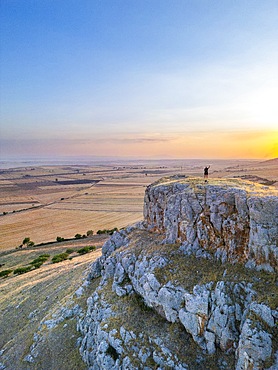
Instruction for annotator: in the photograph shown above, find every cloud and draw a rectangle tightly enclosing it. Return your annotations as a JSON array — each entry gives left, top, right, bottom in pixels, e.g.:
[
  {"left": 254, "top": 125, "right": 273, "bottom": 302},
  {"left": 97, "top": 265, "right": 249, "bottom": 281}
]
[{"left": 99, "top": 134, "right": 176, "bottom": 144}]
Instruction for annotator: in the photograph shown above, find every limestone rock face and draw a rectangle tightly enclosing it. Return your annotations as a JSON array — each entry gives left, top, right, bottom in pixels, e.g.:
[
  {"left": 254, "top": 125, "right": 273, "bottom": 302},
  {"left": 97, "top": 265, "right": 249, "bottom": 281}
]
[
  {"left": 78, "top": 177, "right": 278, "bottom": 370},
  {"left": 144, "top": 177, "right": 278, "bottom": 271}
]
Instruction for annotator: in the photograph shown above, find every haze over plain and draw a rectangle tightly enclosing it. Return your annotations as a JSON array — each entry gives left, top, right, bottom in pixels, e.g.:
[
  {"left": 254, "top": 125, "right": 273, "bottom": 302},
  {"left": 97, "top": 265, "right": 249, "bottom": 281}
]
[{"left": 0, "top": 0, "right": 278, "bottom": 160}]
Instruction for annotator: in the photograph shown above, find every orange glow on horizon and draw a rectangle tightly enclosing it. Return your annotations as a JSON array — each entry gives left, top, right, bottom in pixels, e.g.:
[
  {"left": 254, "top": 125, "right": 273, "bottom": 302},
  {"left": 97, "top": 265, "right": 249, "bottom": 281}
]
[
  {"left": 68, "top": 129, "right": 278, "bottom": 160},
  {"left": 9, "top": 129, "right": 276, "bottom": 160}
]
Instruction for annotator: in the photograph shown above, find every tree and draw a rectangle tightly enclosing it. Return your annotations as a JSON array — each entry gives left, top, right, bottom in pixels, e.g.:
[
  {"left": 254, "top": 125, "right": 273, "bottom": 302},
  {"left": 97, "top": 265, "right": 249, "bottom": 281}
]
[
  {"left": 22, "top": 237, "right": 30, "bottom": 245},
  {"left": 86, "top": 230, "right": 94, "bottom": 236},
  {"left": 22, "top": 237, "right": 34, "bottom": 247}
]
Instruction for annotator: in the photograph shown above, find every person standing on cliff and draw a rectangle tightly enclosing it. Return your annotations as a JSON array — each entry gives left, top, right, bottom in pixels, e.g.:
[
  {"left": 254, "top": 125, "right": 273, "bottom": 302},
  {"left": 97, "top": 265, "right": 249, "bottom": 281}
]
[{"left": 204, "top": 165, "right": 210, "bottom": 182}]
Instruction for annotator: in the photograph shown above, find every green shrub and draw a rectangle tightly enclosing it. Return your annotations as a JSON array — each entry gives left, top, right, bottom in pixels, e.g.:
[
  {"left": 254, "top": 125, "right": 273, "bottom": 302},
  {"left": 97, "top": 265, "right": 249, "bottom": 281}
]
[
  {"left": 30, "top": 255, "right": 49, "bottom": 266},
  {"left": 86, "top": 230, "right": 94, "bottom": 236},
  {"left": 14, "top": 266, "right": 32, "bottom": 275},
  {"left": 77, "top": 246, "right": 91, "bottom": 255},
  {"left": 52, "top": 253, "right": 69, "bottom": 263},
  {"left": 97, "top": 228, "right": 118, "bottom": 235},
  {"left": 75, "top": 234, "right": 82, "bottom": 239},
  {"left": 32, "top": 262, "right": 43, "bottom": 269},
  {"left": 0, "top": 269, "right": 13, "bottom": 277},
  {"left": 56, "top": 236, "right": 65, "bottom": 242},
  {"left": 22, "top": 237, "right": 35, "bottom": 247},
  {"left": 65, "top": 248, "right": 74, "bottom": 254},
  {"left": 22, "top": 237, "right": 30, "bottom": 245},
  {"left": 77, "top": 245, "right": 96, "bottom": 255}
]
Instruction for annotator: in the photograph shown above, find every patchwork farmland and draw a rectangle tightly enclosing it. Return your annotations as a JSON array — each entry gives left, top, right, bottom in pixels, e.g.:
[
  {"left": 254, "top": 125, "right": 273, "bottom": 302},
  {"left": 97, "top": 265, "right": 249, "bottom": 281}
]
[{"left": 0, "top": 159, "right": 277, "bottom": 251}]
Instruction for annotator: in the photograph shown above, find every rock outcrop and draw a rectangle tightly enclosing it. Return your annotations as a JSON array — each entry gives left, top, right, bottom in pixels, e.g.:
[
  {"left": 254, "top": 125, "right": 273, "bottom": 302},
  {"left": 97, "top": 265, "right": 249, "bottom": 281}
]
[
  {"left": 78, "top": 177, "right": 278, "bottom": 370},
  {"left": 144, "top": 177, "right": 278, "bottom": 272}
]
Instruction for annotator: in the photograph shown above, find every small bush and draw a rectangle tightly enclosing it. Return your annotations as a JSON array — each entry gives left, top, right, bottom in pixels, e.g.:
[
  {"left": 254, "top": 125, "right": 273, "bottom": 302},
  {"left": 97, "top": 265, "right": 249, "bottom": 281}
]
[
  {"left": 56, "top": 236, "right": 65, "bottom": 242},
  {"left": 32, "top": 262, "right": 43, "bottom": 269},
  {"left": 0, "top": 269, "right": 13, "bottom": 277},
  {"left": 22, "top": 237, "right": 30, "bottom": 245},
  {"left": 75, "top": 234, "right": 82, "bottom": 239},
  {"left": 77, "top": 246, "right": 96, "bottom": 255},
  {"left": 30, "top": 255, "right": 49, "bottom": 266},
  {"left": 97, "top": 227, "right": 118, "bottom": 235},
  {"left": 22, "top": 237, "right": 35, "bottom": 247},
  {"left": 14, "top": 266, "right": 32, "bottom": 275},
  {"left": 52, "top": 253, "right": 69, "bottom": 263},
  {"left": 65, "top": 248, "right": 74, "bottom": 254},
  {"left": 86, "top": 230, "right": 94, "bottom": 236},
  {"left": 77, "top": 246, "right": 91, "bottom": 255}
]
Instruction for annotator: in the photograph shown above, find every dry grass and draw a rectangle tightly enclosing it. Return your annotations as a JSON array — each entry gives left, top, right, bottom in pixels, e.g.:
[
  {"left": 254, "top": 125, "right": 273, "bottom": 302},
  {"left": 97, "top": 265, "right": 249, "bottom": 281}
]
[
  {"left": 1, "top": 160, "right": 275, "bottom": 250},
  {"left": 155, "top": 176, "right": 278, "bottom": 196},
  {"left": 0, "top": 239, "right": 103, "bottom": 370},
  {"left": 0, "top": 164, "right": 181, "bottom": 251}
]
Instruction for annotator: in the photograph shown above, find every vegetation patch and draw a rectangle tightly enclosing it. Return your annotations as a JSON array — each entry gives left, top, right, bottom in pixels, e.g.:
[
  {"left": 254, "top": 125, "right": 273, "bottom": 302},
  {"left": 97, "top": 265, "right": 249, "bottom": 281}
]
[
  {"left": 52, "top": 253, "right": 69, "bottom": 263},
  {"left": 0, "top": 269, "right": 13, "bottom": 278},
  {"left": 97, "top": 227, "right": 118, "bottom": 235},
  {"left": 14, "top": 266, "right": 33, "bottom": 275},
  {"left": 29, "top": 254, "right": 50, "bottom": 269},
  {"left": 125, "top": 230, "right": 278, "bottom": 307},
  {"left": 98, "top": 278, "right": 235, "bottom": 369},
  {"left": 152, "top": 176, "right": 278, "bottom": 197},
  {"left": 77, "top": 246, "right": 96, "bottom": 255}
]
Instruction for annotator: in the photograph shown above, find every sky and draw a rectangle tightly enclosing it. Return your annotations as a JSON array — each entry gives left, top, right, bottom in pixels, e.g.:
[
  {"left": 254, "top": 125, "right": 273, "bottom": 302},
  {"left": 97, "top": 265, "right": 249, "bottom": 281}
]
[{"left": 0, "top": 0, "right": 278, "bottom": 160}]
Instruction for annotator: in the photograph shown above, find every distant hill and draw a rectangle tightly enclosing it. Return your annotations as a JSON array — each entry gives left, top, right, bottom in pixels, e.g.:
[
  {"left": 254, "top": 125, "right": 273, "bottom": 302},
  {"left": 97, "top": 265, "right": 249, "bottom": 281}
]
[{"left": 259, "top": 157, "right": 278, "bottom": 165}]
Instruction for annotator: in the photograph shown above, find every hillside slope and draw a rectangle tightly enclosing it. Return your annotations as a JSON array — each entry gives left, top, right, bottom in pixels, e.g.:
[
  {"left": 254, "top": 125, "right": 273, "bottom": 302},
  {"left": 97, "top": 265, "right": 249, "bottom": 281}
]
[
  {"left": 1, "top": 177, "right": 277, "bottom": 369},
  {"left": 0, "top": 239, "right": 106, "bottom": 370},
  {"left": 78, "top": 177, "right": 278, "bottom": 369}
]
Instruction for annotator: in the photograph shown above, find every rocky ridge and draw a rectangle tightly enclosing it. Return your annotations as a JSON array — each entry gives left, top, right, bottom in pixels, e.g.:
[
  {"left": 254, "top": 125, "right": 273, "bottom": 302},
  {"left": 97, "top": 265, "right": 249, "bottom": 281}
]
[
  {"left": 78, "top": 177, "right": 278, "bottom": 369},
  {"left": 144, "top": 177, "right": 278, "bottom": 272}
]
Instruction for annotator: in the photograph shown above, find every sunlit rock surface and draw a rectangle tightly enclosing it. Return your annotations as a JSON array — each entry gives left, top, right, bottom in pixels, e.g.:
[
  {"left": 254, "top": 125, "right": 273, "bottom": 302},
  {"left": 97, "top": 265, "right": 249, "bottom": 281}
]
[
  {"left": 144, "top": 177, "right": 278, "bottom": 272},
  {"left": 78, "top": 177, "right": 278, "bottom": 370}
]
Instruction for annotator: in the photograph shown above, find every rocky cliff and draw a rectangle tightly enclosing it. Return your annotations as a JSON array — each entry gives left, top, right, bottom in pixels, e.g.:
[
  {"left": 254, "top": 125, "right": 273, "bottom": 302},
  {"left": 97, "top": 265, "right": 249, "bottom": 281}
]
[
  {"left": 78, "top": 177, "right": 278, "bottom": 370},
  {"left": 144, "top": 177, "right": 278, "bottom": 272}
]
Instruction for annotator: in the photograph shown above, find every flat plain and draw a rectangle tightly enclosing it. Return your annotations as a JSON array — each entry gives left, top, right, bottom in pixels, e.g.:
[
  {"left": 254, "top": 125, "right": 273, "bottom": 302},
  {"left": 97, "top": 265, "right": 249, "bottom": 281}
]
[
  {"left": 0, "top": 158, "right": 277, "bottom": 369},
  {"left": 0, "top": 158, "right": 277, "bottom": 251}
]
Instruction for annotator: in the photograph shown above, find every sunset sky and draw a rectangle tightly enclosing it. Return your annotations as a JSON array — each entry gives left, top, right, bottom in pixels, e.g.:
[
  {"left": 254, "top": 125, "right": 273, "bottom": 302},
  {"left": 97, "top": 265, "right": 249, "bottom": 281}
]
[{"left": 1, "top": 0, "right": 278, "bottom": 160}]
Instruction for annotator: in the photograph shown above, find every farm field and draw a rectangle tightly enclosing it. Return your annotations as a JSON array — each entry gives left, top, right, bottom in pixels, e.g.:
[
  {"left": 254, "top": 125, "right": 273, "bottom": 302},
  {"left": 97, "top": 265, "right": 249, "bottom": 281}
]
[
  {"left": 0, "top": 159, "right": 277, "bottom": 251},
  {"left": 0, "top": 236, "right": 106, "bottom": 370}
]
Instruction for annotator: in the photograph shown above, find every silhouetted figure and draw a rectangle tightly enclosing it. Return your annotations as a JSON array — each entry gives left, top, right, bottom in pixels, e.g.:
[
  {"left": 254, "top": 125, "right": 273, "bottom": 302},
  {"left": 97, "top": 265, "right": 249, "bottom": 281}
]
[{"left": 204, "top": 166, "right": 210, "bottom": 182}]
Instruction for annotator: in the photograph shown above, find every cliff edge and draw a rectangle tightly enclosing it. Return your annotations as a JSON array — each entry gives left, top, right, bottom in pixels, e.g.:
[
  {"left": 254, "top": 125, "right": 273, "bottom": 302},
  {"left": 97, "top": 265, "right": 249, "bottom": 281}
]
[
  {"left": 144, "top": 176, "right": 278, "bottom": 272},
  {"left": 78, "top": 177, "right": 278, "bottom": 370}
]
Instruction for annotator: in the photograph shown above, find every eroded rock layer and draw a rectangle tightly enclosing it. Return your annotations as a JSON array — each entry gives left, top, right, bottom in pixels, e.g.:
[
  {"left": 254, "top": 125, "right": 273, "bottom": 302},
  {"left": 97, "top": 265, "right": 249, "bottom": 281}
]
[
  {"left": 78, "top": 177, "right": 278, "bottom": 370},
  {"left": 144, "top": 177, "right": 278, "bottom": 271}
]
